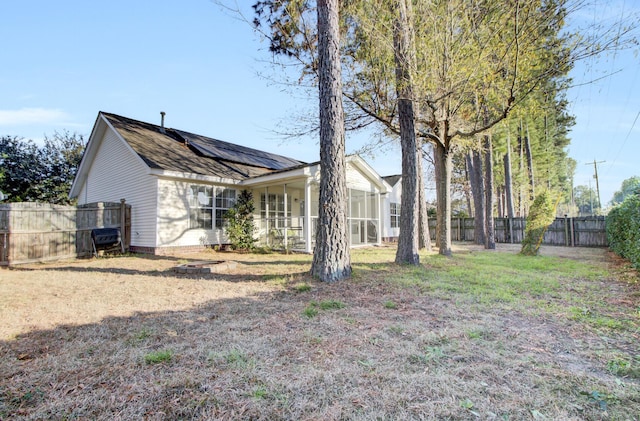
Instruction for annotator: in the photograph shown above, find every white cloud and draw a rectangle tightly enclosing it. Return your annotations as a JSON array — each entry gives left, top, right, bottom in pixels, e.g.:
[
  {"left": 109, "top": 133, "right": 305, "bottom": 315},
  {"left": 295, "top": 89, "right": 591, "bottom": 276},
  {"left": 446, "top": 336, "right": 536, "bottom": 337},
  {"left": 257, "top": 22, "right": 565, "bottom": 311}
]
[{"left": 0, "top": 108, "right": 69, "bottom": 126}]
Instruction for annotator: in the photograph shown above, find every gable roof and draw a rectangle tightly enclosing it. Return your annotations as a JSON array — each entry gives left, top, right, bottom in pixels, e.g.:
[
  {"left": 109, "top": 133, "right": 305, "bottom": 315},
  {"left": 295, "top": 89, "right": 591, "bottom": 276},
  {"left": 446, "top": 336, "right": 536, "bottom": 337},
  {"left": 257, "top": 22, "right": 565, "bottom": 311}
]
[
  {"left": 71, "top": 112, "right": 391, "bottom": 198},
  {"left": 101, "top": 113, "right": 305, "bottom": 180},
  {"left": 383, "top": 175, "right": 402, "bottom": 187}
]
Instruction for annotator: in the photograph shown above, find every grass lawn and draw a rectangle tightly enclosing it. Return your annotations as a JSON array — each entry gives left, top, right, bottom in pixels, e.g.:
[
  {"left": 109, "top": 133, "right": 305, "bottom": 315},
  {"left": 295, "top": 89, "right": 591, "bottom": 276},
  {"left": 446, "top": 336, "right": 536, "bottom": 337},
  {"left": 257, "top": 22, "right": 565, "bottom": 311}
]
[{"left": 1, "top": 243, "right": 638, "bottom": 420}]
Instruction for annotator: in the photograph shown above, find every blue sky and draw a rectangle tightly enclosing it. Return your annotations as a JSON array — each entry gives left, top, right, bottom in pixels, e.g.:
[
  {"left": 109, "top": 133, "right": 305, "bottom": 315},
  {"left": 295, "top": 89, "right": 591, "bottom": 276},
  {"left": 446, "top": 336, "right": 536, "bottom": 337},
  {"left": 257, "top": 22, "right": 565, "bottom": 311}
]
[{"left": 1, "top": 1, "right": 638, "bottom": 205}]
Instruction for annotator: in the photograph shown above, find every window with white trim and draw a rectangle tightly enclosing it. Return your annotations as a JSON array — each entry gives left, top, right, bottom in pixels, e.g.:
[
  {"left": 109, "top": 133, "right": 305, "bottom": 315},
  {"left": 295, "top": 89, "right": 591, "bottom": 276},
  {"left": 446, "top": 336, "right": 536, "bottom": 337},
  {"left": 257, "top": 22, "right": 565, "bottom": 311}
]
[
  {"left": 189, "top": 185, "right": 236, "bottom": 229},
  {"left": 390, "top": 202, "right": 400, "bottom": 228},
  {"left": 260, "top": 193, "right": 291, "bottom": 227}
]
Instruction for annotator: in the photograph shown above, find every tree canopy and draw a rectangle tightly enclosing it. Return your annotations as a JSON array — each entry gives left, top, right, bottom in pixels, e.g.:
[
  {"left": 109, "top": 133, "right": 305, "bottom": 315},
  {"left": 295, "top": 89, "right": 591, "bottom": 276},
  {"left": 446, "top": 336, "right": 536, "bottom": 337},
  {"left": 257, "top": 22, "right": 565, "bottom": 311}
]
[
  {"left": 611, "top": 176, "right": 640, "bottom": 206},
  {"left": 0, "top": 132, "right": 84, "bottom": 204}
]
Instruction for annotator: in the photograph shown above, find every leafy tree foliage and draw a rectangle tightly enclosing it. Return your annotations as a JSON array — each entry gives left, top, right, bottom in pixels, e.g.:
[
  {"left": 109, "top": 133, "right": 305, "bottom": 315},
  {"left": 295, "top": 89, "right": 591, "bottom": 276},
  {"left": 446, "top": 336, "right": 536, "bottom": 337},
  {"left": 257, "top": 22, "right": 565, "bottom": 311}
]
[
  {"left": 521, "top": 190, "right": 556, "bottom": 256},
  {"left": 573, "top": 184, "right": 600, "bottom": 215},
  {"left": 0, "top": 153, "right": 6, "bottom": 200},
  {"left": 606, "top": 192, "right": 640, "bottom": 269},
  {"left": 0, "top": 132, "right": 84, "bottom": 204},
  {"left": 611, "top": 176, "right": 640, "bottom": 206},
  {"left": 224, "top": 190, "right": 257, "bottom": 250}
]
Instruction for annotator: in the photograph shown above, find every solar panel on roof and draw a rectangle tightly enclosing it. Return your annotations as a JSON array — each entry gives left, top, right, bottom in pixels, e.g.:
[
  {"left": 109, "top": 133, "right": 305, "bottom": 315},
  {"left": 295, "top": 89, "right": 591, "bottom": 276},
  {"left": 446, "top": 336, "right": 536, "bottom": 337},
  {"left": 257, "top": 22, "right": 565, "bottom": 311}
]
[{"left": 175, "top": 130, "right": 302, "bottom": 170}]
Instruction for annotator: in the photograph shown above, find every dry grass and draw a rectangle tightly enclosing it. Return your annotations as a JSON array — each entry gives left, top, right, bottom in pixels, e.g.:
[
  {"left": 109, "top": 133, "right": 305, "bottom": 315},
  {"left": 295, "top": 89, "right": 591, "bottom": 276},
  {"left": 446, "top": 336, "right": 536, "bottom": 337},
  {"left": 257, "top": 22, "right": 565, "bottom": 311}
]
[{"left": 1, "top": 244, "right": 639, "bottom": 420}]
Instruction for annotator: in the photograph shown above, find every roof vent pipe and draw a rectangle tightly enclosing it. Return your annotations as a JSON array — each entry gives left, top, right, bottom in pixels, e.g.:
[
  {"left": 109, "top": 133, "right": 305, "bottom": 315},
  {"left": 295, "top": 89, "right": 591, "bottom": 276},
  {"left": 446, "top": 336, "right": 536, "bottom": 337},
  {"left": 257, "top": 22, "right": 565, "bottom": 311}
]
[{"left": 160, "top": 111, "right": 166, "bottom": 134}]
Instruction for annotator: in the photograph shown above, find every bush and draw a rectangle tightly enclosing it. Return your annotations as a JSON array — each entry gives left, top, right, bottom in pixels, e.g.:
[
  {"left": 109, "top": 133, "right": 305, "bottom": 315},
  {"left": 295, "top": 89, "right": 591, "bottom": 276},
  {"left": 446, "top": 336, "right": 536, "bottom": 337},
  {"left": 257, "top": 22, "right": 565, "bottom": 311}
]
[
  {"left": 521, "top": 191, "right": 556, "bottom": 256},
  {"left": 606, "top": 193, "right": 640, "bottom": 269},
  {"left": 225, "top": 190, "right": 257, "bottom": 251}
]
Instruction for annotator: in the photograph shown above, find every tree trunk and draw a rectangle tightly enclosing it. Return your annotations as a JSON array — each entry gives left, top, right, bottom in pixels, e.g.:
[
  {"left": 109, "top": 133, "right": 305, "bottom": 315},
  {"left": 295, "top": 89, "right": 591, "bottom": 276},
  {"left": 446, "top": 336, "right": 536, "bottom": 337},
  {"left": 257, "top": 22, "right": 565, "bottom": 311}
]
[
  {"left": 467, "top": 147, "right": 485, "bottom": 245},
  {"left": 434, "top": 138, "right": 452, "bottom": 256},
  {"left": 483, "top": 133, "right": 495, "bottom": 249},
  {"left": 464, "top": 158, "right": 473, "bottom": 217},
  {"left": 433, "top": 143, "right": 442, "bottom": 249},
  {"left": 524, "top": 122, "right": 535, "bottom": 201},
  {"left": 417, "top": 143, "right": 431, "bottom": 250},
  {"left": 518, "top": 127, "right": 524, "bottom": 216},
  {"left": 504, "top": 133, "right": 515, "bottom": 243},
  {"left": 311, "top": 0, "right": 351, "bottom": 282},
  {"left": 393, "top": 0, "right": 420, "bottom": 265}
]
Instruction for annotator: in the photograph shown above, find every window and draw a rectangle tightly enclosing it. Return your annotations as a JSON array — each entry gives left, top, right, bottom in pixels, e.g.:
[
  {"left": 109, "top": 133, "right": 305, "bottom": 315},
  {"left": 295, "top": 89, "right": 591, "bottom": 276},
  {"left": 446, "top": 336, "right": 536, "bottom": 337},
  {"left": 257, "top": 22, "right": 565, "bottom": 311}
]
[
  {"left": 215, "top": 188, "right": 237, "bottom": 228},
  {"left": 260, "top": 193, "right": 291, "bottom": 227},
  {"left": 390, "top": 202, "right": 400, "bottom": 228},
  {"left": 189, "top": 185, "right": 236, "bottom": 229}
]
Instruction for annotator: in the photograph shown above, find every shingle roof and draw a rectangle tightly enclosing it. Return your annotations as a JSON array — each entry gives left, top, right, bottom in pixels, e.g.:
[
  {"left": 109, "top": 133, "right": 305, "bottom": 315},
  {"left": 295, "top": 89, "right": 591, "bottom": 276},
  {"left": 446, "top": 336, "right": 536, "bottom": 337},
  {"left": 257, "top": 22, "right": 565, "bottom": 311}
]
[
  {"left": 383, "top": 174, "right": 402, "bottom": 187},
  {"left": 102, "top": 112, "right": 306, "bottom": 180},
  {"left": 175, "top": 130, "right": 303, "bottom": 171}
]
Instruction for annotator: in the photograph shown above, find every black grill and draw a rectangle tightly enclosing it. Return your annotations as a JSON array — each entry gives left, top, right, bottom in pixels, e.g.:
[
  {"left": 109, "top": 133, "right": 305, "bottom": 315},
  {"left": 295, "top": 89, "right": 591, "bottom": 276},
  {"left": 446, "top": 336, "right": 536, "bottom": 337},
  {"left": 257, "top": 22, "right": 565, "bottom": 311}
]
[{"left": 91, "top": 228, "right": 121, "bottom": 256}]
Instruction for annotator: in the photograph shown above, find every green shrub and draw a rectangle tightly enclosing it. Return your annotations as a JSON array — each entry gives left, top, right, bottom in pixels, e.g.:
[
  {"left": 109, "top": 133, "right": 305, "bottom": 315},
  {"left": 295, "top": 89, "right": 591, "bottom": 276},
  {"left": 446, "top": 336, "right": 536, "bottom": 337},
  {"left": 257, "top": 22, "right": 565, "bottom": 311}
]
[
  {"left": 521, "top": 191, "right": 556, "bottom": 256},
  {"left": 225, "top": 189, "right": 257, "bottom": 251},
  {"left": 606, "top": 193, "right": 640, "bottom": 269}
]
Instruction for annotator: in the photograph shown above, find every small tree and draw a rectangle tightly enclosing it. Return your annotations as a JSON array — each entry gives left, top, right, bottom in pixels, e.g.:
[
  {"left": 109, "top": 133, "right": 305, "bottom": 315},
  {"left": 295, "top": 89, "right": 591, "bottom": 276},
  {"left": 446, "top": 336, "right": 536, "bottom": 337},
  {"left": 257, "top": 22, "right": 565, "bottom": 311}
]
[
  {"left": 521, "top": 190, "right": 556, "bottom": 256},
  {"left": 224, "top": 190, "right": 257, "bottom": 251}
]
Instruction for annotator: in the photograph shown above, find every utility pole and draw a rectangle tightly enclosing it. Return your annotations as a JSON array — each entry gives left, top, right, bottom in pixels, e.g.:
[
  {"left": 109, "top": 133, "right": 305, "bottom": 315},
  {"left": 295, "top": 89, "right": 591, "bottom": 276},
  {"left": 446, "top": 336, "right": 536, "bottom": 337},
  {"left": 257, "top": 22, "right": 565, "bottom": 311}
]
[{"left": 586, "top": 160, "right": 605, "bottom": 212}]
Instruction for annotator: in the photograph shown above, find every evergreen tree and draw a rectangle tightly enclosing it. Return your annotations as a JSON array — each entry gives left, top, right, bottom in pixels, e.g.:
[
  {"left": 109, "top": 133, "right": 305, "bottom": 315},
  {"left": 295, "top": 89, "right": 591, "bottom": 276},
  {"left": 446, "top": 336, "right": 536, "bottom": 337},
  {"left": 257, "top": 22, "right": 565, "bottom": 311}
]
[{"left": 225, "top": 190, "right": 257, "bottom": 250}]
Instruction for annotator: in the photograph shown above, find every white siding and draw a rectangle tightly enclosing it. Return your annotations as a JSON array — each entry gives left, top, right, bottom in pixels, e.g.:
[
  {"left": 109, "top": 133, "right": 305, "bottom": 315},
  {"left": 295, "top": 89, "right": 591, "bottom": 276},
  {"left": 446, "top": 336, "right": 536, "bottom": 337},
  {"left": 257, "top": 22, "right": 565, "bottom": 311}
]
[
  {"left": 156, "top": 178, "right": 231, "bottom": 247},
  {"left": 383, "top": 180, "right": 402, "bottom": 240},
  {"left": 78, "top": 129, "right": 158, "bottom": 248},
  {"left": 346, "top": 162, "right": 376, "bottom": 192}
]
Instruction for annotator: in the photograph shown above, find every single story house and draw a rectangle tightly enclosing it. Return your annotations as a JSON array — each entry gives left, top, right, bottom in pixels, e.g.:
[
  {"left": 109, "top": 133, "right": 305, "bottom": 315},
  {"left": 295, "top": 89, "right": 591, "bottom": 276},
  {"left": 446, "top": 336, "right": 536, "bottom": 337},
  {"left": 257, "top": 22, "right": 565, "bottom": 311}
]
[{"left": 70, "top": 112, "right": 401, "bottom": 254}]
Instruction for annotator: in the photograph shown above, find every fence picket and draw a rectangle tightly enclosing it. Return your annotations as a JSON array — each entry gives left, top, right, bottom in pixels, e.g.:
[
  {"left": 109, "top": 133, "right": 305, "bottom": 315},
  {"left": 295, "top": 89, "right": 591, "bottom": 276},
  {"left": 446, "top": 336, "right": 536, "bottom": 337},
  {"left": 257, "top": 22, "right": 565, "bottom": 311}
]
[
  {"left": 0, "top": 202, "right": 130, "bottom": 266},
  {"left": 428, "top": 216, "right": 607, "bottom": 247}
]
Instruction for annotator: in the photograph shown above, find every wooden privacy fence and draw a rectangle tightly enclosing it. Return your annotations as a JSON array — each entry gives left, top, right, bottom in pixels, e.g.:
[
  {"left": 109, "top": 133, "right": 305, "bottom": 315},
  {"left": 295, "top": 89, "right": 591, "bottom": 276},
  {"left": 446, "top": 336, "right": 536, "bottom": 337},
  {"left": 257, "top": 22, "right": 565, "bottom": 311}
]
[
  {"left": 428, "top": 216, "right": 607, "bottom": 247},
  {"left": 0, "top": 201, "right": 131, "bottom": 266}
]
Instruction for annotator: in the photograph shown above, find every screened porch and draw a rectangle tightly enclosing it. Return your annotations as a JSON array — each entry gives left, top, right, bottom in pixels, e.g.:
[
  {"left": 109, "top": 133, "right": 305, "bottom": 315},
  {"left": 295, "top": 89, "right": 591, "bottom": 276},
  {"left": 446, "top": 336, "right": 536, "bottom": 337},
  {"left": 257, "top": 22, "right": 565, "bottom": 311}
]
[{"left": 251, "top": 183, "right": 382, "bottom": 252}]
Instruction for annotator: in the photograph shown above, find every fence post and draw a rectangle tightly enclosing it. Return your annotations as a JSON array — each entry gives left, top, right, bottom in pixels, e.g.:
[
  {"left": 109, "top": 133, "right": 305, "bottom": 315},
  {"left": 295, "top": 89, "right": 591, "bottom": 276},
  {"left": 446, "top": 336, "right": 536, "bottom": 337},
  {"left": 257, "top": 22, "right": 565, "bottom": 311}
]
[
  {"left": 570, "top": 217, "right": 575, "bottom": 247},
  {"left": 564, "top": 215, "right": 569, "bottom": 247},
  {"left": 1, "top": 232, "right": 6, "bottom": 264},
  {"left": 508, "top": 217, "right": 513, "bottom": 243},
  {"left": 120, "top": 199, "right": 126, "bottom": 253}
]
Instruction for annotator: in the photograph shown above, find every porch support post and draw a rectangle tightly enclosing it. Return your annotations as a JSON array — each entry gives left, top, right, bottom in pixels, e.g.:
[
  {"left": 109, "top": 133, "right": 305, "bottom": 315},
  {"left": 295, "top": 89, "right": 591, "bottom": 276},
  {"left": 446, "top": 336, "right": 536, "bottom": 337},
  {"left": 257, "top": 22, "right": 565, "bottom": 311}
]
[
  {"left": 265, "top": 187, "right": 269, "bottom": 246},
  {"left": 377, "top": 192, "right": 381, "bottom": 244},
  {"left": 304, "top": 178, "right": 312, "bottom": 253},
  {"left": 283, "top": 184, "right": 288, "bottom": 248}
]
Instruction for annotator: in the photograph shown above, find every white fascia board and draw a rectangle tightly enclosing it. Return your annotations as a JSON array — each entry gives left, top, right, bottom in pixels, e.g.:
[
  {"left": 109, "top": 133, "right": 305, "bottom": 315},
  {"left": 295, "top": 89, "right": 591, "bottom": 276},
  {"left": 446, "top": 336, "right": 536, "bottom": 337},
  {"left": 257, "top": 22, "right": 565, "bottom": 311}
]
[
  {"left": 69, "top": 113, "right": 108, "bottom": 198},
  {"left": 101, "top": 115, "right": 159, "bottom": 175},
  {"left": 149, "top": 169, "right": 241, "bottom": 186},
  {"left": 71, "top": 112, "right": 161, "bottom": 198},
  {"left": 240, "top": 164, "right": 319, "bottom": 187},
  {"left": 381, "top": 178, "right": 395, "bottom": 192},
  {"left": 346, "top": 155, "right": 390, "bottom": 193}
]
